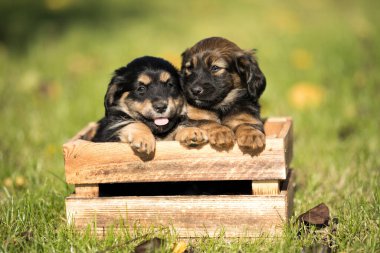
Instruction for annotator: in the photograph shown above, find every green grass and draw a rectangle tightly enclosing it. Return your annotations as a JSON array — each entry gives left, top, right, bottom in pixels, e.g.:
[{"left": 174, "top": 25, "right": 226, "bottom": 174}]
[{"left": 1, "top": 0, "right": 379, "bottom": 252}]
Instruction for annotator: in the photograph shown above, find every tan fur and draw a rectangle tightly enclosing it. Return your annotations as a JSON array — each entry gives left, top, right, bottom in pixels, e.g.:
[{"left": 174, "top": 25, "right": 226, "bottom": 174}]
[
  {"left": 198, "top": 122, "right": 235, "bottom": 149},
  {"left": 137, "top": 74, "right": 152, "bottom": 85},
  {"left": 235, "top": 124, "right": 265, "bottom": 154},
  {"left": 159, "top": 71, "right": 171, "bottom": 83},
  {"left": 106, "top": 84, "right": 118, "bottom": 105},
  {"left": 170, "top": 97, "right": 185, "bottom": 115},
  {"left": 118, "top": 122, "right": 155, "bottom": 154},
  {"left": 222, "top": 112, "right": 262, "bottom": 131},
  {"left": 175, "top": 126, "right": 208, "bottom": 146},
  {"left": 212, "top": 58, "right": 228, "bottom": 68},
  {"left": 231, "top": 73, "right": 242, "bottom": 88},
  {"left": 186, "top": 104, "right": 220, "bottom": 122},
  {"left": 214, "top": 88, "right": 244, "bottom": 111}
]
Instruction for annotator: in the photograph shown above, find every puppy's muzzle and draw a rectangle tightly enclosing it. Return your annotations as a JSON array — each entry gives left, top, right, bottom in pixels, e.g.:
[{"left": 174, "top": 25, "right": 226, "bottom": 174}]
[
  {"left": 190, "top": 85, "right": 204, "bottom": 96},
  {"left": 152, "top": 100, "right": 168, "bottom": 113}
]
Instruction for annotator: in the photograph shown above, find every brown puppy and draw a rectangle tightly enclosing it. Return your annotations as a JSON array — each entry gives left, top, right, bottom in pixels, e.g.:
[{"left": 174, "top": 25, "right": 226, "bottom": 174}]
[{"left": 177, "top": 37, "right": 266, "bottom": 153}]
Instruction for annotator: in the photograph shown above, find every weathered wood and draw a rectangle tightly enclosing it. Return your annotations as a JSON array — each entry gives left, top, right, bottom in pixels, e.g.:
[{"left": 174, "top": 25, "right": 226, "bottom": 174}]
[
  {"left": 252, "top": 180, "right": 280, "bottom": 195},
  {"left": 63, "top": 118, "right": 292, "bottom": 184},
  {"left": 75, "top": 184, "right": 99, "bottom": 197},
  {"left": 285, "top": 169, "right": 295, "bottom": 220},
  {"left": 65, "top": 170, "right": 293, "bottom": 238}
]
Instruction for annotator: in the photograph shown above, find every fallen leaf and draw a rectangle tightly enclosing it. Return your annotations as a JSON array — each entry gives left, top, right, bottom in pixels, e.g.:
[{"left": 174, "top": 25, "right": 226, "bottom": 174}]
[
  {"left": 298, "top": 203, "right": 330, "bottom": 227},
  {"left": 297, "top": 203, "right": 338, "bottom": 253}
]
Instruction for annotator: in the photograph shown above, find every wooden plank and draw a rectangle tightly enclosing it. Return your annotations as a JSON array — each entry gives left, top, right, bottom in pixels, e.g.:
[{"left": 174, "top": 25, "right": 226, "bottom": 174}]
[
  {"left": 63, "top": 118, "right": 292, "bottom": 184},
  {"left": 75, "top": 184, "right": 99, "bottom": 197},
  {"left": 65, "top": 170, "right": 294, "bottom": 238},
  {"left": 279, "top": 118, "right": 293, "bottom": 168},
  {"left": 284, "top": 169, "right": 295, "bottom": 220},
  {"left": 252, "top": 180, "right": 280, "bottom": 195},
  {"left": 66, "top": 196, "right": 287, "bottom": 238}
]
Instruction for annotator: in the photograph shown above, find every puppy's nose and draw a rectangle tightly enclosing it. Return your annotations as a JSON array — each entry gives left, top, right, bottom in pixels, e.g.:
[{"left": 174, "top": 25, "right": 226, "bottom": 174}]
[
  {"left": 153, "top": 101, "right": 168, "bottom": 113},
  {"left": 190, "top": 86, "right": 204, "bottom": 96}
]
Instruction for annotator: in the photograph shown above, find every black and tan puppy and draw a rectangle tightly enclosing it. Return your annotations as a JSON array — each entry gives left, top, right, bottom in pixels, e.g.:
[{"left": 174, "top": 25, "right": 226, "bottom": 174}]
[
  {"left": 177, "top": 37, "right": 266, "bottom": 153},
  {"left": 93, "top": 56, "right": 184, "bottom": 155}
]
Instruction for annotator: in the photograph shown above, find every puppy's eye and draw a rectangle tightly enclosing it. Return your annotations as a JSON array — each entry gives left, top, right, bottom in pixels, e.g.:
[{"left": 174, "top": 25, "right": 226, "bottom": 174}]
[
  {"left": 136, "top": 85, "right": 146, "bottom": 94},
  {"left": 210, "top": 65, "right": 222, "bottom": 72},
  {"left": 167, "top": 82, "right": 174, "bottom": 87}
]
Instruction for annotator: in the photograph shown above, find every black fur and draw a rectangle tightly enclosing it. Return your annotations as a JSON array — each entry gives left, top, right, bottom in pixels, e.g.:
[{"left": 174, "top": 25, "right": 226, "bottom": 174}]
[{"left": 93, "top": 56, "right": 184, "bottom": 142}]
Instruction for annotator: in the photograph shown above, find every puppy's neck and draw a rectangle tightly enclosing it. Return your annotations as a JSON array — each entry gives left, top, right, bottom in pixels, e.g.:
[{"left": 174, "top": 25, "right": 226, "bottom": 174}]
[
  {"left": 185, "top": 104, "right": 220, "bottom": 123},
  {"left": 214, "top": 88, "right": 246, "bottom": 114}
]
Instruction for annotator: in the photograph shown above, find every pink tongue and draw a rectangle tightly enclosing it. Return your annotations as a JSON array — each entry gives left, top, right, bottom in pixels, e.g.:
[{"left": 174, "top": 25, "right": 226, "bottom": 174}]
[{"left": 154, "top": 118, "right": 169, "bottom": 126}]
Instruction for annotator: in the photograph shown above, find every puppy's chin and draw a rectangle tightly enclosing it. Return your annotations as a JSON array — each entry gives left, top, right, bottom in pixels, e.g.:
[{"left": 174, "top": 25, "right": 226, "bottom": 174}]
[
  {"left": 186, "top": 92, "right": 228, "bottom": 109},
  {"left": 188, "top": 98, "right": 215, "bottom": 109}
]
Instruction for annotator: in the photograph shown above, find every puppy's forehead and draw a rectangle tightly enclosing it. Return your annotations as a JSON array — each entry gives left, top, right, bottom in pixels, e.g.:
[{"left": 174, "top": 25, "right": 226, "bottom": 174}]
[
  {"left": 137, "top": 70, "right": 173, "bottom": 85},
  {"left": 189, "top": 52, "right": 228, "bottom": 67},
  {"left": 137, "top": 73, "right": 152, "bottom": 85}
]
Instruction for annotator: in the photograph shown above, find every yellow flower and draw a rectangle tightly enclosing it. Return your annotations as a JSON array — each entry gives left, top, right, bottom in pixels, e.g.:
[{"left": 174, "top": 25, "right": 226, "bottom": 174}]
[
  {"left": 288, "top": 82, "right": 325, "bottom": 109},
  {"left": 15, "top": 176, "right": 27, "bottom": 187},
  {"left": 3, "top": 177, "right": 13, "bottom": 188}
]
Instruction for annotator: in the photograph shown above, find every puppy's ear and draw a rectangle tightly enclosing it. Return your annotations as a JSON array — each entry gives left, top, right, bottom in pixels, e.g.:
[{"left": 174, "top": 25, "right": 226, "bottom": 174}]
[
  {"left": 104, "top": 67, "right": 127, "bottom": 115},
  {"left": 235, "top": 50, "right": 266, "bottom": 101}
]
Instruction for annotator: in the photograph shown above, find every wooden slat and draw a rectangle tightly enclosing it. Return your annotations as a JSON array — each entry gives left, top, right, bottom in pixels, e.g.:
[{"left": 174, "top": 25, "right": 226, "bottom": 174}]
[
  {"left": 75, "top": 184, "right": 99, "bottom": 197},
  {"left": 63, "top": 118, "right": 292, "bottom": 184},
  {"left": 284, "top": 169, "right": 295, "bottom": 220},
  {"left": 66, "top": 170, "right": 293, "bottom": 238}
]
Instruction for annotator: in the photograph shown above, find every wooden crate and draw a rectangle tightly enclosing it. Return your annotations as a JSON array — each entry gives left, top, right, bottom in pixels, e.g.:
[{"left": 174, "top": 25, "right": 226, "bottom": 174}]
[{"left": 64, "top": 117, "right": 294, "bottom": 237}]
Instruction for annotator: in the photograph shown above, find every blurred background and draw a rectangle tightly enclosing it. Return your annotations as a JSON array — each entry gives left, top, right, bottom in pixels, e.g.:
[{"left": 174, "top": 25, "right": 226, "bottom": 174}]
[{"left": 0, "top": 0, "right": 379, "bottom": 248}]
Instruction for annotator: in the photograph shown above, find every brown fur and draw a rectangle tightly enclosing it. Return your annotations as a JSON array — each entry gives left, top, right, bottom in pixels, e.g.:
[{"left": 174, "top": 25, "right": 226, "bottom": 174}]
[{"left": 179, "top": 37, "right": 267, "bottom": 153}]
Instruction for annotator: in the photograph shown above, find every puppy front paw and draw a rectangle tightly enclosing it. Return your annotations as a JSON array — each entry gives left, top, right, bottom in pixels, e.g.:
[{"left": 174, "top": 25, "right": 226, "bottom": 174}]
[
  {"left": 119, "top": 123, "right": 156, "bottom": 155},
  {"left": 175, "top": 127, "right": 208, "bottom": 147},
  {"left": 207, "top": 125, "right": 235, "bottom": 150},
  {"left": 128, "top": 132, "right": 156, "bottom": 155},
  {"left": 235, "top": 125, "right": 266, "bottom": 154}
]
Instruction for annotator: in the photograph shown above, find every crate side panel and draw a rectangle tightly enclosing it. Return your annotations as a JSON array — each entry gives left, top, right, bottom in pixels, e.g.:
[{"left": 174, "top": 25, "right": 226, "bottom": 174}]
[
  {"left": 66, "top": 195, "right": 287, "bottom": 238},
  {"left": 64, "top": 138, "right": 286, "bottom": 184}
]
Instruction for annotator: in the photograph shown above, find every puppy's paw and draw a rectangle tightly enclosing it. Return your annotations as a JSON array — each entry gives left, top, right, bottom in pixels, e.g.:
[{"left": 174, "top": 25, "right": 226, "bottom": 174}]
[
  {"left": 207, "top": 125, "right": 235, "bottom": 150},
  {"left": 175, "top": 127, "right": 208, "bottom": 147},
  {"left": 128, "top": 132, "right": 156, "bottom": 155},
  {"left": 236, "top": 125, "right": 266, "bottom": 154}
]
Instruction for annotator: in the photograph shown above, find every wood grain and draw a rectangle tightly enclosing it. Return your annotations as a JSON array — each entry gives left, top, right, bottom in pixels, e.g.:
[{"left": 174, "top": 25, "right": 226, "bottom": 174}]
[
  {"left": 75, "top": 184, "right": 99, "bottom": 197},
  {"left": 66, "top": 171, "right": 293, "bottom": 238},
  {"left": 63, "top": 118, "right": 292, "bottom": 184},
  {"left": 252, "top": 180, "right": 280, "bottom": 195}
]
